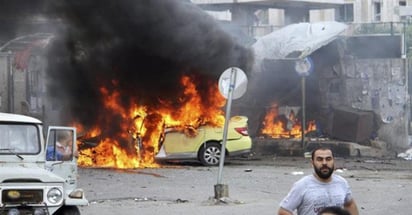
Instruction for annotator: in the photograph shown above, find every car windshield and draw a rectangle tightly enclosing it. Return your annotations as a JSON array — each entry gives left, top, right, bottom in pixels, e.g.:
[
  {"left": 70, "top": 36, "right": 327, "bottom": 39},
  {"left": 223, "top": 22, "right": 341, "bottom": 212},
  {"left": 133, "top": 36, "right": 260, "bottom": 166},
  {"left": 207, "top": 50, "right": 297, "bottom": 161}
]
[{"left": 0, "top": 123, "right": 40, "bottom": 154}]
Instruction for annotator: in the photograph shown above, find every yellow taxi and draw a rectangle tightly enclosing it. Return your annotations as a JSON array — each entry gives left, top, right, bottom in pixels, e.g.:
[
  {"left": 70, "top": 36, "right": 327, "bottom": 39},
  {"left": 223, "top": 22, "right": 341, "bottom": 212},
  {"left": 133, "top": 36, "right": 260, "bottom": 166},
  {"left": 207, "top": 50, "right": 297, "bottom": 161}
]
[{"left": 155, "top": 116, "right": 252, "bottom": 166}]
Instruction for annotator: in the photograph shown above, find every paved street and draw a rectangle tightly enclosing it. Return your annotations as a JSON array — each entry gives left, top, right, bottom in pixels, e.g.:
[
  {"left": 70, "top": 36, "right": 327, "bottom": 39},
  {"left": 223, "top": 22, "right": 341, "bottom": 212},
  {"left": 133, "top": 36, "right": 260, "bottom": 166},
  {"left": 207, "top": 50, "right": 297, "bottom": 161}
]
[{"left": 77, "top": 156, "right": 412, "bottom": 215}]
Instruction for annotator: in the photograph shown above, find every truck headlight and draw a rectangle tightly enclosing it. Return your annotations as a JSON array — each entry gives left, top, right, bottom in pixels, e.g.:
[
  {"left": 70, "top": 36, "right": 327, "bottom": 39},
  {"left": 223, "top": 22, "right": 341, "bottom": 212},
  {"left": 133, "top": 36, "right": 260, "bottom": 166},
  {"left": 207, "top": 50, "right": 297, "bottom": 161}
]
[{"left": 47, "top": 188, "right": 63, "bottom": 204}]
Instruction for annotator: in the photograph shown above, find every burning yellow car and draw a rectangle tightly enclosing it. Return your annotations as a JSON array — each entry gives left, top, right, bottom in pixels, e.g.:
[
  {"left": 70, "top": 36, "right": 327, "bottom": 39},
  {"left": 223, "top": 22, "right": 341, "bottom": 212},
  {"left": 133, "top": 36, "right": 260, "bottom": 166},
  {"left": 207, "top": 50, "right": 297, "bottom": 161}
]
[{"left": 155, "top": 116, "right": 252, "bottom": 166}]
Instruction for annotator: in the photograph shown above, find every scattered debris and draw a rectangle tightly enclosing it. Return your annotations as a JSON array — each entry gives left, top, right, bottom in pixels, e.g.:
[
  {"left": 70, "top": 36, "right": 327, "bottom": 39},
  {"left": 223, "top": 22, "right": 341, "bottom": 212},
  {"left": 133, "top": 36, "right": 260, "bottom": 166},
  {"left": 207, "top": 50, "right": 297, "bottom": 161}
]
[
  {"left": 397, "top": 148, "right": 412, "bottom": 160},
  {"left": 335, "top": 168, "right": 347, "bottom": 173},
  {"left": 122, "top": 169, "right": 166, "bottom": 177},
  {"left": 360, "top": 166, "right": 378, "bottom": 172},
  {"left": 291, "top": 171, "right": 304, "bottom": 175},
  {"left": 202, "top": 196, "right": 245, "bottom": 206},
  {"left": 175, "top": 198, "right": 189, "bottom": 203},
  {"left": 134, "top": 197, "right": 155, "bottom": 202}
]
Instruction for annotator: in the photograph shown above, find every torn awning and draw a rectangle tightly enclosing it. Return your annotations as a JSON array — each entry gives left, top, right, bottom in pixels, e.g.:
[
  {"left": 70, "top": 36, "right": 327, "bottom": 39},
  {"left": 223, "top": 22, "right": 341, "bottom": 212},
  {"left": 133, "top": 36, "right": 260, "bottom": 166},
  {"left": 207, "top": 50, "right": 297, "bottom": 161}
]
[{"left": 252, "top": 21, "right": 347, "bottom": 72}]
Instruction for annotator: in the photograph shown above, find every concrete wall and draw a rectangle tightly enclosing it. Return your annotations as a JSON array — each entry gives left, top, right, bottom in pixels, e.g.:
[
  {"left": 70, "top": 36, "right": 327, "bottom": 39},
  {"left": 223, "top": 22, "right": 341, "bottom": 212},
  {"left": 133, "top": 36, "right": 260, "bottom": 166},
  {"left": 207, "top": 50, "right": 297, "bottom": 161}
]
[
  {"left": 342, "top": 58, "right": 408, "bottom": 149},
  {"left": 317, "top": 54, "right": 409, "bottom": 150},
  {"left": 310, "top": 8, "right": 335, "bottom": 22}
]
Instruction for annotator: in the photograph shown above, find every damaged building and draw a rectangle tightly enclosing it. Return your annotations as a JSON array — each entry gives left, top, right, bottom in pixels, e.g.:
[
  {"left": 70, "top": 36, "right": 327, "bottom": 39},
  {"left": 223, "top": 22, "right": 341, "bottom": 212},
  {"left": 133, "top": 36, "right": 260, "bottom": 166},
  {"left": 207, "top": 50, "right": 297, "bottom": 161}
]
[
  {"left": 196, "top": 0, "right": 412, "bottom": 156},
  {"left": 240, "top": 22, "right": 408, "bottom": 157}
]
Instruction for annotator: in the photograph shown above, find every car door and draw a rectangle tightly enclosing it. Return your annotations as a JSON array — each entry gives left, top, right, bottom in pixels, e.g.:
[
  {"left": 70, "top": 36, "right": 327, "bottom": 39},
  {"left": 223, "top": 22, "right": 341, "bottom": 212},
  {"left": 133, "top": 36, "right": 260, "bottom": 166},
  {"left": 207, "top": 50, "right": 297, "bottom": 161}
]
[
  {"left": 164, "top": 126, "right": 205, "bottom": 153},
  {"left": 45, "top": 126, "right": 78, "bottom": 191}
]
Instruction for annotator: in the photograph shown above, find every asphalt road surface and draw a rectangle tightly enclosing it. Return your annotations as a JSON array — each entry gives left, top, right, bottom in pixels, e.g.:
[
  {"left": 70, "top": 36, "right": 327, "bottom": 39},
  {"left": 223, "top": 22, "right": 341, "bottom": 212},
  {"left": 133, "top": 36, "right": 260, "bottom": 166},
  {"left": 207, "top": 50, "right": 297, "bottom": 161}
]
[{"left": 77, "top": 155, "right": 412, "bottom": 215}]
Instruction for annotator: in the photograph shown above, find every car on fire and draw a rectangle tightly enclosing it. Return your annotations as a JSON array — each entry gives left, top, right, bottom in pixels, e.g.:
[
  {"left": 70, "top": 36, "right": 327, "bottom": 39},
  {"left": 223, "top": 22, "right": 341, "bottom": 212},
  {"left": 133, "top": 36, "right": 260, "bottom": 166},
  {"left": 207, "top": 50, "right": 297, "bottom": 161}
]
[
  {"left": 0, "top": 112, "right": 88, "bottom": 215},
  {"left": 155, "top": 116, "right": 252, "bottom": 166}
]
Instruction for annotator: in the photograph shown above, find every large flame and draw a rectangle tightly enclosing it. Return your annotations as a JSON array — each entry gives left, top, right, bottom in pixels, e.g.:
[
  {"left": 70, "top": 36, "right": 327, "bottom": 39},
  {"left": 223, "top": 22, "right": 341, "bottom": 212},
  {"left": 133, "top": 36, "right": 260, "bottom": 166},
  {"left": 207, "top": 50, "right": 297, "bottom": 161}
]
[
  {"left": 75, "top": 74, "right": 226, "bottom": 169},
  {"left": 260, "top": 103, "right": 316, "bottom": 139}
]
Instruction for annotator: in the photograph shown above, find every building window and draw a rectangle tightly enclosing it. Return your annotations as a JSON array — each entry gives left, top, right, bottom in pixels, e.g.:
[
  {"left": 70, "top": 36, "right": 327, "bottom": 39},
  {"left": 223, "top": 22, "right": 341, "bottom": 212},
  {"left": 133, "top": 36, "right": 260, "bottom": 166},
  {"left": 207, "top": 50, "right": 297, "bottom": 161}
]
[
  {"left": 373, "top": 2, "right": 381, "bottom": 22},
  {"left": 399, "top": 0, "right": 406, "bottom": 6},
  {"left": 336, "top": 4, "right": 354, "bottom": 22},
  {"left": 255, "top": 9, "right": 269, "bottom": 25}
]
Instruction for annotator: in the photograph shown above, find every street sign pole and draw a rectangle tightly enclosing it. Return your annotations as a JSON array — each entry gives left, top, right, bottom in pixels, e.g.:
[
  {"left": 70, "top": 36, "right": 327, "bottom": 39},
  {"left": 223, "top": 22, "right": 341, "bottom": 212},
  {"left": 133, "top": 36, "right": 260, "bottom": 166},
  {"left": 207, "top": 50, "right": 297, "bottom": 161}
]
[
  {"left": 301, "top": 76, "right": 306, "bottom": 148},
  {"left": 214, "top": 68, "right": 236, "bottom": 199},
  {"left": 294, "top": 57, "right": 314, "bottom": 150},
  {"left": 217, "top": 68, "right": 236, "bottom": 184},
  {"left": 214, "top": 67, "right": 247, "bottom": 200}
]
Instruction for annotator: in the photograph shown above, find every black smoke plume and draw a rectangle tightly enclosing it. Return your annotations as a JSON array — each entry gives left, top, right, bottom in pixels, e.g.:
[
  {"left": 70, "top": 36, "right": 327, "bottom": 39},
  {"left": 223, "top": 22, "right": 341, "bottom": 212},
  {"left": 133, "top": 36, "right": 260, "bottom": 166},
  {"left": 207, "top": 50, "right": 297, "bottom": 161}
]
[{"left": 45, "top": 0, "right": 254, "bottom": 128}]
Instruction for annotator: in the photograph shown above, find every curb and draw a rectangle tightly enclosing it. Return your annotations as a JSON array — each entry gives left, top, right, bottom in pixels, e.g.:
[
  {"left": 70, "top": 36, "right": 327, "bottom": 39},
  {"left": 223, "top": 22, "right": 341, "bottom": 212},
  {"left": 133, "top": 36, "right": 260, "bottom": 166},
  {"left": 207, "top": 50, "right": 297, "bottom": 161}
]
[{"left": 251, "top": 137, "right": 385, "bottom": 158}]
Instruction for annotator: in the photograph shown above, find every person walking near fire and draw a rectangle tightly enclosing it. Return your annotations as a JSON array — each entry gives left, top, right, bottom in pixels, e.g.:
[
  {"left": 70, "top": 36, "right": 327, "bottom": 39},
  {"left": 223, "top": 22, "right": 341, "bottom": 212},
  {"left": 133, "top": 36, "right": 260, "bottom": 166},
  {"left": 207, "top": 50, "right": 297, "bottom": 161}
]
[{"left": 277, "top": 146, "right": 359, "bottom": 215}]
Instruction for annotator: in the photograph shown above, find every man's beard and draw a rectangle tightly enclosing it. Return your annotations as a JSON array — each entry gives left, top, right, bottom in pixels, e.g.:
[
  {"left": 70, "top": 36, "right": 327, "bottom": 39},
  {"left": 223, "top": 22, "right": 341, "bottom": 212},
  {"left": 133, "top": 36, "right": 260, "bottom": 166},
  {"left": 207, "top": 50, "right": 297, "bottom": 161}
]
[{"left": 314, "top": 165, "right": 334, "bottom": 179}]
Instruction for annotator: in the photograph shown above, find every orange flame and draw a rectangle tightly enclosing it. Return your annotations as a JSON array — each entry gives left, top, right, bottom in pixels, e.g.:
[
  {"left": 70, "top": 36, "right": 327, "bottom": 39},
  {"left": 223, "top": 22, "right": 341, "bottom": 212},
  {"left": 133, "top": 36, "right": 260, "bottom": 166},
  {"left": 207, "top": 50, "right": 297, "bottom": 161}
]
[
  {"left": 260, "top": 103, "right": 316, "bottom": 139},
  {"left": 76, "top": 74, "right": 226, "bottom": 169}
]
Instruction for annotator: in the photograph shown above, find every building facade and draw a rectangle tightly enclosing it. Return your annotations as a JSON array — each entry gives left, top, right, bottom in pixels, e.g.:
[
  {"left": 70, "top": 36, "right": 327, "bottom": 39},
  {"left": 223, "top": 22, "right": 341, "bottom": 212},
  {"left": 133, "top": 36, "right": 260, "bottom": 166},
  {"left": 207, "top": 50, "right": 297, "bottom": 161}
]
[{"left": 193, "top": 0, "right": 412, "bottom": 37}]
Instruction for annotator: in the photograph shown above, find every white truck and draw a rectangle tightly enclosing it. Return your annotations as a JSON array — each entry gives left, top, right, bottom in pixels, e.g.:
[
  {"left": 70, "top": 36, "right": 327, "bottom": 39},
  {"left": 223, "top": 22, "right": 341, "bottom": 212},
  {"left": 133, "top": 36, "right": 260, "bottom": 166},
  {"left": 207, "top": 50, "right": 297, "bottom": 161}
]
[{"left": 0, "top": 112, "right": 88, "bottom": 215}]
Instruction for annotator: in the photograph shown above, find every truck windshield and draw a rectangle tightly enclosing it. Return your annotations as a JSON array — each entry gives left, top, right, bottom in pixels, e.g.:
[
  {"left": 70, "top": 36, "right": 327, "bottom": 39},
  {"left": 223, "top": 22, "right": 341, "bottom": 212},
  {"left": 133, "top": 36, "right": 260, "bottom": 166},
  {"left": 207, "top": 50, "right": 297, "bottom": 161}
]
[{"left": 0, "top": 124, "right": 40, "bottom": 154}]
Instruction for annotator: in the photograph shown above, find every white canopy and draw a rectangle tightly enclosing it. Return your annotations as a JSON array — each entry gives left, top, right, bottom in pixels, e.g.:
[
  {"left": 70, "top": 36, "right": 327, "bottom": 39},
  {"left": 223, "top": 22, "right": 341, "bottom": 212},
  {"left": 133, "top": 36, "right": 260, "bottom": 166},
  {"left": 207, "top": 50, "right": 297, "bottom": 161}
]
[{"left": 252, "top": 21, "right": 348, "bottom": 73}]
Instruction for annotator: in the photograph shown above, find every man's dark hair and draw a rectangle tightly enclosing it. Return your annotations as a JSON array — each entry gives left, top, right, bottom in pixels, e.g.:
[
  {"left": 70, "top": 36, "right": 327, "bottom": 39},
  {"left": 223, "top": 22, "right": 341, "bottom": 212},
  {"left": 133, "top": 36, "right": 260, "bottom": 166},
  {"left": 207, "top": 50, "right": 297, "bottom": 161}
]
[
  {"left": 311, "top": 146, "right": 334, "bottom": 160},
  {"left": 318, "top": 206, "right": 350, "bottom": 215}
]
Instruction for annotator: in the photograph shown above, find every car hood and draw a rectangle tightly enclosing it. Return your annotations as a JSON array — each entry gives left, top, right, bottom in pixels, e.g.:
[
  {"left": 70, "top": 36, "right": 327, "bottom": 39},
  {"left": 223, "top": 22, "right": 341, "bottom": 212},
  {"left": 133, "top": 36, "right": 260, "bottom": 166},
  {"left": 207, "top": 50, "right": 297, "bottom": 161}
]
[{"left": 0, "top": 165, "right": 64, "bottom": 183}]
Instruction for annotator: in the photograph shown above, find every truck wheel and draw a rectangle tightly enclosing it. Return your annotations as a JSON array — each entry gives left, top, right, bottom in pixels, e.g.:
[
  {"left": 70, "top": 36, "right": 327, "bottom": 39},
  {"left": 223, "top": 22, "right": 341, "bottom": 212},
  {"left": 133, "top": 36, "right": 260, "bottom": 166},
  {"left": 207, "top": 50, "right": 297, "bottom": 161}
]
[
  {"left": 199, "top": 142, "right": 221, "bottom": 166},
  {"left": 54, "top": 206, "right": 81, "bottom": 215}
]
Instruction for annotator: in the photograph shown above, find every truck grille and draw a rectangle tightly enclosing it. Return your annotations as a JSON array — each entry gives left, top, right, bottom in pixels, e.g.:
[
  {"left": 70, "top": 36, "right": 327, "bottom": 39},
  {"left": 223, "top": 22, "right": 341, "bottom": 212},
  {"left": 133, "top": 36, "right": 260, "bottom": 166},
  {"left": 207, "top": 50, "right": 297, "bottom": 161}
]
[{"left": 2, "top": 189, "right": 43, "bottom": 204}]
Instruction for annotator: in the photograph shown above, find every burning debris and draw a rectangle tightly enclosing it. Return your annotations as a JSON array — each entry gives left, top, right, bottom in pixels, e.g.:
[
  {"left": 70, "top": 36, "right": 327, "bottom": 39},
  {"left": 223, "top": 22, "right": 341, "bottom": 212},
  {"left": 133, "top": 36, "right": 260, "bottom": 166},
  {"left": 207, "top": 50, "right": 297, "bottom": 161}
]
[
  {"left": 75, "top": 74, "right": 227, "bottom": 168},
  {"left": 260, "top": 103, "right": 316, "bottom": 139}
]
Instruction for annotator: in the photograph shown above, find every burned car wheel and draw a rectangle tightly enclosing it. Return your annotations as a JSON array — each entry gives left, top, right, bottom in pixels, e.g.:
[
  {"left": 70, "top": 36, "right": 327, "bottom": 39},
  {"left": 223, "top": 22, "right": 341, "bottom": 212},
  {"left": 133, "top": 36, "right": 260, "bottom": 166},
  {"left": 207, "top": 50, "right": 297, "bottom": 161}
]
[{"left": 199, "top": 142, "right": 221, "bottom": 166}]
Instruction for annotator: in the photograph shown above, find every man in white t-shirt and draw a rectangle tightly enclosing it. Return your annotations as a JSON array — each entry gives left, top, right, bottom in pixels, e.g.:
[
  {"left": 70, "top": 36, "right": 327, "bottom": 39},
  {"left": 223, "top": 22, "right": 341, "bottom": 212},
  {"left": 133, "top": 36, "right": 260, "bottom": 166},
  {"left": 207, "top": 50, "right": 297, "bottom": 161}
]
[{"left": 278, "top": 147, "right": 359, "bottom": 215}]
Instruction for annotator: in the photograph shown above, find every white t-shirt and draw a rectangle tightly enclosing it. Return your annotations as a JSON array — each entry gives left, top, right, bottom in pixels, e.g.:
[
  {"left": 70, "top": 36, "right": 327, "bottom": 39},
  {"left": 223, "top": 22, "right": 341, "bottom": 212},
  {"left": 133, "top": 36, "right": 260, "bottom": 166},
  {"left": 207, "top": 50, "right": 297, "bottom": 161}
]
[{"left": 279, "top": 174, "right": 353, "bottom": 215}]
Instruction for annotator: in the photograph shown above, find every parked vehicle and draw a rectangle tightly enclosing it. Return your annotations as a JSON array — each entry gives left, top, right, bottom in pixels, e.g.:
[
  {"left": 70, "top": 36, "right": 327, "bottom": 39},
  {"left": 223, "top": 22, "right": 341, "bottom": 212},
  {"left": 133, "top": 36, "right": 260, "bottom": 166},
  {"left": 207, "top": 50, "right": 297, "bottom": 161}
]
[
  {"left": 155, "top": 116, "right": 252, "bottom": 166},
  {"left": 0, "top": 112, "right": 88, "bottom": 215}
]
